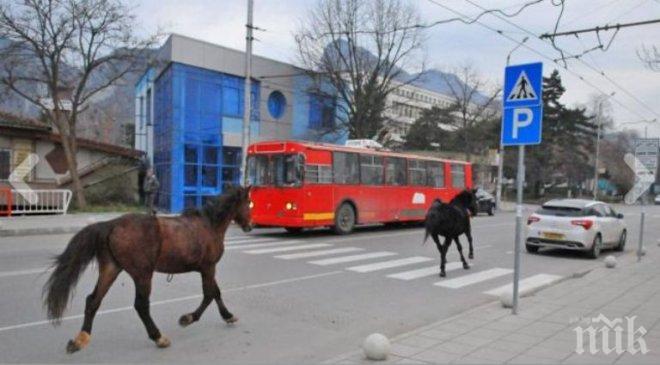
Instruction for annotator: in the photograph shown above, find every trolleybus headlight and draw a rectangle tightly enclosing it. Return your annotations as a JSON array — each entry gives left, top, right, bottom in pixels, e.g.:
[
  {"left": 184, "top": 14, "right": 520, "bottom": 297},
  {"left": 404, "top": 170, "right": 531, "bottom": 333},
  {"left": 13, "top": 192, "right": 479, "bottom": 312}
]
[
  {"left": 249, "top": 201, "right": 254, "bottom": 209},
  {"left": 285, "top": 202, "right": 297, "bottom": 210}
]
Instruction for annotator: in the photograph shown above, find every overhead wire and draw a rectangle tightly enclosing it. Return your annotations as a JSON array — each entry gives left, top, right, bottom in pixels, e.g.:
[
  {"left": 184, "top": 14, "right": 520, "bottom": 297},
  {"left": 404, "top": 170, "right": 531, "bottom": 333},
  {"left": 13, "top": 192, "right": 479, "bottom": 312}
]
[
  {"left": 459, "top": 0, "right": 660, "bottom": 120},
  {"left": 424, "top": 0, "right": 651, "bottom": 121}
]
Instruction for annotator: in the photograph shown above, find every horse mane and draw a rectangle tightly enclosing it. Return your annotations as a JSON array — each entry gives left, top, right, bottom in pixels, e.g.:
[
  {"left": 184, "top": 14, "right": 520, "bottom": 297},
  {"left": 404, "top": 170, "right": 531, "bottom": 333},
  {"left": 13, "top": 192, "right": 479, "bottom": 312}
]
[
  {"left": 450, "top": 189, "right": 474, "bottom": 207},
  {"left": 181, "top": 186, "right": 245, "bottom": 227}
]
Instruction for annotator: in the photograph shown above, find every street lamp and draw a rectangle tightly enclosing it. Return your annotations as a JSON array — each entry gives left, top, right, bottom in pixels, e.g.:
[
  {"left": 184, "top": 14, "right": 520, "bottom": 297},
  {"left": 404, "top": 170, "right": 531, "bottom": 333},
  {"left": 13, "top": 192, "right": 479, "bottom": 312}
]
[
  {"left": 496, "top": 37, "right": 529, "bottom": 211},
  {"left": 593, "top": 92, "right": 616, "bottom": 200},
  {"left": 619, "top": 119, "right": 658, "bottom": 138}
]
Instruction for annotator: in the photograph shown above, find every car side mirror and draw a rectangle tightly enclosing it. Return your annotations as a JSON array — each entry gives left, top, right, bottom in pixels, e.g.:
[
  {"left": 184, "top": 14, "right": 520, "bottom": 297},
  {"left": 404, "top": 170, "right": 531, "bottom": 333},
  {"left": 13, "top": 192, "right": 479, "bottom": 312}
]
[{"left": 617, "top": 213, "right": 624, "bottom": 219}]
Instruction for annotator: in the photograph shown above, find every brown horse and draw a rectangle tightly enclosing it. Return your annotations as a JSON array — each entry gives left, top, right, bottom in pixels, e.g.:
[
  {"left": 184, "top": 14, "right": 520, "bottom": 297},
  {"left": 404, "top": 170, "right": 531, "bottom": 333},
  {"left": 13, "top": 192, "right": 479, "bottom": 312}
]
[{"left": 43, "top": 186, "right": 252, "bottom": 353}]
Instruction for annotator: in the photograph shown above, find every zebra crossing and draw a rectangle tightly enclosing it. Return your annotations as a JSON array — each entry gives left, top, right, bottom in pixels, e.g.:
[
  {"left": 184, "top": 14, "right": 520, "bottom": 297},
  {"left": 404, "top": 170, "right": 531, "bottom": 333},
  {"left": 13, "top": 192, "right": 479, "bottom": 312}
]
[{"left": 223, "top": 235, "right": 562, "bottom": 296}]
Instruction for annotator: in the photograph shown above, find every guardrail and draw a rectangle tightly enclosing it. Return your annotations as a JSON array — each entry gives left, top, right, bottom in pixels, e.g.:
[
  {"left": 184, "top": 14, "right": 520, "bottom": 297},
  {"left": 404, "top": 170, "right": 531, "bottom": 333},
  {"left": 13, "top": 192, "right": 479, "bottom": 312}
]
[{"left": 9, "top": 189, "right": 73, "bottom": 215}]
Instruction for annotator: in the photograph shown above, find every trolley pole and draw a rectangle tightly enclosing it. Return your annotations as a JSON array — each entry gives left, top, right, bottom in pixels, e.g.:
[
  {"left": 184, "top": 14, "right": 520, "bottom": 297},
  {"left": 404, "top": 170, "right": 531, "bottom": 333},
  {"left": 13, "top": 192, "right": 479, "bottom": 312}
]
[{"left": 240, "top": 0, "right": 254, "bottom": 186}]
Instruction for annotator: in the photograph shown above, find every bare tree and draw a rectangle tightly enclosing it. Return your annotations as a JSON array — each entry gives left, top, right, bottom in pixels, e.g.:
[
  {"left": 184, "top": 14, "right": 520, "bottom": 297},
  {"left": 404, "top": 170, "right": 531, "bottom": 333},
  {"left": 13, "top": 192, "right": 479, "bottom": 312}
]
[
  {"left": 295, "top": 0, "right": 425, "bottom": 140},
  {"left": 440, "top": 64, "right": 501, "bottom": 160},
  {"left": 0, "top": 0, "right": 158, "bottom": 208},
  {"left": 638, "top": 44, "right": 660, "bottom": 72}
]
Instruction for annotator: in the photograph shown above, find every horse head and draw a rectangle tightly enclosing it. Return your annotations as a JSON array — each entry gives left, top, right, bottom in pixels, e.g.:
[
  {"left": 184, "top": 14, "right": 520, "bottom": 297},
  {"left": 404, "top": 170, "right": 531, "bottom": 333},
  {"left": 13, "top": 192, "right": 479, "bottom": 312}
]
[
  {"left": 452, "top": 189, "right": 478, "bottom": 217},
  {"left": 233, "top": 185, "right": 253, "bottom": 232}
]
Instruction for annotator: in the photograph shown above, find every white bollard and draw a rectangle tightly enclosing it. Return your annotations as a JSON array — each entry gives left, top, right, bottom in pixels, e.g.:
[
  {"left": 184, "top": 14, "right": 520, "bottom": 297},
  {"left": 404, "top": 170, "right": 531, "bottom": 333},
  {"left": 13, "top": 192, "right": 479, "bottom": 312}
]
[
  {"left": 604, "top": 255, "right": 617, "bottom": 269},
  {"left": 500, "top": 291, "right": 514, "bottom": 309},
  {"left": 362, "top": 333, "right": 391, "bottom": 361}
]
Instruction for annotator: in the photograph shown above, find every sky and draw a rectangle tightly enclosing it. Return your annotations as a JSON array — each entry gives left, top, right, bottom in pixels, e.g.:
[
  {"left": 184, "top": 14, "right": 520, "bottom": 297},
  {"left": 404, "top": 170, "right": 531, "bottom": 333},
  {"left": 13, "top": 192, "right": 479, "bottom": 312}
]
[{"left": 135, "top": 0, "right": 660, "bottom": 138}]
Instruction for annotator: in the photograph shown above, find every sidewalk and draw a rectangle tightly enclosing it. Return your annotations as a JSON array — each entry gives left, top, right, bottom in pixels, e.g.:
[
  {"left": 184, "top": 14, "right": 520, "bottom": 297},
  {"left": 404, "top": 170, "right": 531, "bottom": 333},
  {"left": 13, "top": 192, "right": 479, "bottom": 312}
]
[
  {"left": 328, "top": 246, "right": 660, "bottom": 364},
  {"left": 0, "top": 213, "right": 124, "bottom": 237}
]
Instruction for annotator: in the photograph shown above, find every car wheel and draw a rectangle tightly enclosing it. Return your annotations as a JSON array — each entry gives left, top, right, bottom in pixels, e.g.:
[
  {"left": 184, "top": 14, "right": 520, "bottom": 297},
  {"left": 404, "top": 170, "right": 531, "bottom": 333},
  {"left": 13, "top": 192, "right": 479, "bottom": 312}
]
[
  {"left": 488, "top": 203, "right": 494, "bottom": 216},
  {"left": 526, "top": 244, "right": 539, "bottom": 253},
  {"left": 614, "top": 230, "right": 626, "bottom": 252},
  {"left": 285, "top": 227, "right": 304, "bottom": 234},
  {"left": 333, "top": 203, "right": 356, "bottom": 235},
  {"left": 587, "top": 234, "right": 602, "bottom": 259}
]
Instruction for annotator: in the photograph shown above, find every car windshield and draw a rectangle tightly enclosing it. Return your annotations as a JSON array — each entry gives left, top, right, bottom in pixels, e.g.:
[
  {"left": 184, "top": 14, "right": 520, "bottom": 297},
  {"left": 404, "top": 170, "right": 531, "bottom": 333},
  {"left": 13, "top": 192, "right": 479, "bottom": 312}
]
[{"left": 536, "top": 205, "right": 587, "bottom": 217}]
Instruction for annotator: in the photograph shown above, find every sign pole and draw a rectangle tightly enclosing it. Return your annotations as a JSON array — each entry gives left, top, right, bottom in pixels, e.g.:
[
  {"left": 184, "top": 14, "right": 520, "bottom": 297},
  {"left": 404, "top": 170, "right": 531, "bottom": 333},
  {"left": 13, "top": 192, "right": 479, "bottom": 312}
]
[
  {"left": 638, "top": 201, "right": 645, "bottom": 262},
  {"left": 512, "top": 145, "right": 524, "bottom": 314}
]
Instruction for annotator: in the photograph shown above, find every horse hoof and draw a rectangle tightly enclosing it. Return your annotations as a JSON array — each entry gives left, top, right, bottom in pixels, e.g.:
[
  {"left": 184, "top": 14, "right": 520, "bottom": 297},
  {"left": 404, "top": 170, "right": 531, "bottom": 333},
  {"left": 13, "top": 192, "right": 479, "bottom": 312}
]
[
  {"left": 463, "top": 263, "right": 470, "bottom": 270},
  {"left": 224, "top": 316, "right": 239, "bottom": 324},
  {"left": 66, "top": 331, "right": 90, "bottom": 354},
  {"left": 156, "top": 336, "right": 171, "bottom": 348},
  {"left": 439, "top": 272, "right": 446, "bottom": 277},
  {"left": 179, "top": 314, "right": 194, "bottom": 327}
]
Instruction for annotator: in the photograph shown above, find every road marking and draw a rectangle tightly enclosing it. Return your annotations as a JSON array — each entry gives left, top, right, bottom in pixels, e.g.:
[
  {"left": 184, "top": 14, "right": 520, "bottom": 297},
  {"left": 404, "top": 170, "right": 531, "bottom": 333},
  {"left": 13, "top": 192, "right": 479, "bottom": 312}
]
[
  {"left": 309, "top": 252, "right": 397, "bottom": 266},
  {"left": 275, "top": 247, "right": 363, "bottom": 260},
  {"left": 434, "top": 268, "right": 512, "bottom": 289},
  {"left": 0, "top": 270, "right": 344, "bottom": 333},
  {"left": 0, "top": 267, "right": 53, "bottom": 279},
  {"left": 347, "top": 256, "right": 433, "bottom": 273},
  {"left": 484, "top": 273, "right": 563, "bottom": 297},
  {"left": 226, "top": 240, "right": 307, "bottom": 250},
  {"left": 387, "top": 262, "right": 463, "bottom": 280},
  {"left": 225, "top": 237, "right": 278, "bottom": 245},
  {"left": 244, "top": 243, "right": 332, "bottom": 254}
]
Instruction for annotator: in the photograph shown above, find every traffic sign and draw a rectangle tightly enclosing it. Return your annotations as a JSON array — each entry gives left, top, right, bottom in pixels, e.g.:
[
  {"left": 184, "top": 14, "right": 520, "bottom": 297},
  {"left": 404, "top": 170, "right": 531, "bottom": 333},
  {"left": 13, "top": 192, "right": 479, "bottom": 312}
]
[
  {"left": 501, "top": 62, "right": 543, "bottom": 146},
  {"left": 503, "top": 62, "right": 543, "bottom": 109}
]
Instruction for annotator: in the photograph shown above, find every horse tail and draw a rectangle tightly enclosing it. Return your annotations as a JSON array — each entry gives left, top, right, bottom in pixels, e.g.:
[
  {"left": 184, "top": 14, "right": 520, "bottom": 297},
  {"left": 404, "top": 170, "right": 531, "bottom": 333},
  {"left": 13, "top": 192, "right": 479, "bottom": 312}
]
[
  {"left": 422, "top": 229, "right": 430, "bottom": 246},
  {"left": 43, "top": 222, "right": 109, "bottom": 323}
]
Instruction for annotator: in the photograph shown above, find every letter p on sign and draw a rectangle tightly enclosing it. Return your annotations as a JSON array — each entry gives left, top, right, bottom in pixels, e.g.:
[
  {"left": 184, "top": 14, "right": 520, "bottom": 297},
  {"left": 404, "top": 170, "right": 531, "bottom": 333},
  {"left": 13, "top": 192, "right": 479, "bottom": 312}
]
[{"left": 512, "top": 108, "right": 533, "bottom": 139}]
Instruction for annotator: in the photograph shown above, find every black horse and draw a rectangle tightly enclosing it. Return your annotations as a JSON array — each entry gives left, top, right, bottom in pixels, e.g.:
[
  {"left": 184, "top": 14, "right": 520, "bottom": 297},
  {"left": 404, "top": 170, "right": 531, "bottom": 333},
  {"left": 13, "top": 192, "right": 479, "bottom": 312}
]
[{"left": 423, "top": 189, "right": 478, "bottom": 277}]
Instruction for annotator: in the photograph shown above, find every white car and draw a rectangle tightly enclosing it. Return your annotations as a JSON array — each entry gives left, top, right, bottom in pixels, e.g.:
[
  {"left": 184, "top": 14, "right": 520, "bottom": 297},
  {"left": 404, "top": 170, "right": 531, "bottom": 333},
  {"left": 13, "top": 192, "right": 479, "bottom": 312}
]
[
  {"left": 526, "top": 199, "right": 626, "bottom": 259},
  {"left": 655, "top": 195, "right": 660, "bottom": 205}
]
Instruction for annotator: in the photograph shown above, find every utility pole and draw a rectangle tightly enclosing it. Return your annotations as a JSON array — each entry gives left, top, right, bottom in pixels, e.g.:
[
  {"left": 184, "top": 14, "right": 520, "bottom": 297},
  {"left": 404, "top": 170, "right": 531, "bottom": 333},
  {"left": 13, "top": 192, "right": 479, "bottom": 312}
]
[
  {"left": 240, "top": 0, "right": 254, "bottom": 186},
  {"left": 593, "top": 101, "right": 602, "bottom": 200},
  {"left": 497, "top": 37, "right": 529, "bottom": 211}
]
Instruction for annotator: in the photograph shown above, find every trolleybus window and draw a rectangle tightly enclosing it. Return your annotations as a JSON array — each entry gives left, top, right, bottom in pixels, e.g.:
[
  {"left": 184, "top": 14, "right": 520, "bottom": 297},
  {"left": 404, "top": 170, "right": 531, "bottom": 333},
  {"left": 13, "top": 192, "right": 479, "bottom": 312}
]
[
  {"left": 305, "top": 164, "right": 332, "bottom": 184},
  {"left": 408, "top": 160, "right": 426, "bottom": 186},
  {"left": 247, "top": 155, "right": 269, "bottom": 186},
  {"left": 385, "top": 157, "right": 407, "bottom": 186},
  {"left": 451, "top": 164, "right": 465, "bottom": 188},
  {"left": 272, "top": 154, "right": 303, "bottom": 187},
  {"left": 427, "top": 162, "right": 444, "bottom": 187},
  {"left": 333, "top": 152, "right": 359, "bottom": 184},
  {"left": 360, "top": 155, "right": 383, "bottom": 185}
]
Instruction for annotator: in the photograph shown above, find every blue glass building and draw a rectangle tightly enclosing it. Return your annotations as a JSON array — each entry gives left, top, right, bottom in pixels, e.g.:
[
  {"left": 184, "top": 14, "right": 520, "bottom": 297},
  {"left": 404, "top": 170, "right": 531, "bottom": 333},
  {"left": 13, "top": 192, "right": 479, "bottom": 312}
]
[{"left": 135, "top": 34, "right": 347, "bottom": 212}]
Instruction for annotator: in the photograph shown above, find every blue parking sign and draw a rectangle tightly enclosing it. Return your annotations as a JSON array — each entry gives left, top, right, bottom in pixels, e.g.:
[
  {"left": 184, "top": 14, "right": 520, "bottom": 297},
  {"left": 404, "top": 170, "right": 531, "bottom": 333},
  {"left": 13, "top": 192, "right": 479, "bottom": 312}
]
[{"left": 501, "top": 62, "right": 543, "bottom": 146}]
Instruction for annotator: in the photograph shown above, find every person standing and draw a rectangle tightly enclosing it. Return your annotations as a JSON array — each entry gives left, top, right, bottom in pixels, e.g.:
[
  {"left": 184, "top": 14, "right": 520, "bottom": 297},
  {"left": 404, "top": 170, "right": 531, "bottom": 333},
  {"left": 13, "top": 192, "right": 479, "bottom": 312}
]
[{"left": 143, "top": 168, "right": 160, "bottom": 216}]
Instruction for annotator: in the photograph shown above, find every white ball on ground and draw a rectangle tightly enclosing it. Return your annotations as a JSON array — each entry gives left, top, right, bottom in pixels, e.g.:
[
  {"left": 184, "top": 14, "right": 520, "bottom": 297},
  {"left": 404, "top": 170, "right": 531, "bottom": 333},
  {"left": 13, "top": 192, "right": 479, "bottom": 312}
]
[
  {"left": 500, "top": 291, "right": 514, "bottom": 308},
  {"left": 604, "top": 255, "right": 617, "bottom": 268},
  {"left": 86, "top": 217, "right": 96, "bottom": 225},
  {"left": 362, "top": 333, "right": 390, "bottom": 361}
]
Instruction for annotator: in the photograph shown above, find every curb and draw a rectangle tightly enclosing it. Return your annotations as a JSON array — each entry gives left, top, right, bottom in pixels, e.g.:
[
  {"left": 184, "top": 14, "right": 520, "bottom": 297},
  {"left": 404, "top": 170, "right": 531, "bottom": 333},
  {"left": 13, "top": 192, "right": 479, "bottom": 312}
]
[{"left": 0, "top": 225, "right": 86, "bottom": 238}]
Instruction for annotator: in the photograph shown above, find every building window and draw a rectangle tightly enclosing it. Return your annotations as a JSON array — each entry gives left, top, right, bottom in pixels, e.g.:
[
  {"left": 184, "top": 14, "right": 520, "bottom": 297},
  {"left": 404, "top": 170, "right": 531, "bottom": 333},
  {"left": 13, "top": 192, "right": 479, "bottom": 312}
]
[
  {"left": 0, "top": 150, "right": 10, "bottom": 180},
  {"left": 309, "top": 93, "right": 336, "bottom": 129},
  {"left": 333, "top": 152, "right": 359, "bottom": 184},
  {"left": 223, "top": 86, "right": 241, "bottom": 117},
  {"left": 267, "top": 90, "right": 286, "bottom": 119},
  {"left": 146, "top": 88, "right": 152, "bottom": 126},
  {"left": 451, "top": 164, "right": 465, "bottom": 188}
]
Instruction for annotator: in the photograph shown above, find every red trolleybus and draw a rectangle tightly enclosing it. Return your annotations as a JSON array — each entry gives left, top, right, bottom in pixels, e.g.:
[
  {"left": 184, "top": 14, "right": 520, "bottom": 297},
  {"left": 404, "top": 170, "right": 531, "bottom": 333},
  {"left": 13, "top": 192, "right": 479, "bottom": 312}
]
[{"left": 247, "top": 140, "right": 473, "bottom": 234}]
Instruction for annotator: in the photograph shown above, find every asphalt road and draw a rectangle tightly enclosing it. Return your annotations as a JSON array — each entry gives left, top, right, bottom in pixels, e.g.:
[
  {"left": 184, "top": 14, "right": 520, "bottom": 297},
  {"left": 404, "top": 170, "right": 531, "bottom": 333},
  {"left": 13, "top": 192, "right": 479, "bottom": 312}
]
[{"left": 0, "top": 204, "right": 658, "bottom": 363}]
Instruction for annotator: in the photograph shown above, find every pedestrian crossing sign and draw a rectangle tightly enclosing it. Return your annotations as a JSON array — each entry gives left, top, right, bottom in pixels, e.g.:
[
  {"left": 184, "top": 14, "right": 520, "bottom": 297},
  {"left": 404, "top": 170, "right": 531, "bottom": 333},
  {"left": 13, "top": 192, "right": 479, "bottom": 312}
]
[
  {"left": 506, "top": 70, "right": 537, "bottom": 102},
  {"left": 503, "top": 62, "right": 543, "bottom": 109}
]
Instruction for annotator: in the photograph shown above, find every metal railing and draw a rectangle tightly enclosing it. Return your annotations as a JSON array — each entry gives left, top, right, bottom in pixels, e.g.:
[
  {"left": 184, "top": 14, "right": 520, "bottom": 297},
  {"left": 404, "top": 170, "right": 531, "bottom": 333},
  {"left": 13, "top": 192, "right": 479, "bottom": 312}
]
[{"left": 10, "top": 189, "right": 73, "bottom": 215}]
